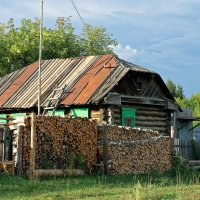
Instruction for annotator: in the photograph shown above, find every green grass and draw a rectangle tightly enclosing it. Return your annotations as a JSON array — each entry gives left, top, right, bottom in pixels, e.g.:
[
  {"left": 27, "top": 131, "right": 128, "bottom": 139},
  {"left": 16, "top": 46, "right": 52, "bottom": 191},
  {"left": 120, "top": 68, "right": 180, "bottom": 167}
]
[{"left": 1, "top": 171, "right": 200, "bottom": 200}]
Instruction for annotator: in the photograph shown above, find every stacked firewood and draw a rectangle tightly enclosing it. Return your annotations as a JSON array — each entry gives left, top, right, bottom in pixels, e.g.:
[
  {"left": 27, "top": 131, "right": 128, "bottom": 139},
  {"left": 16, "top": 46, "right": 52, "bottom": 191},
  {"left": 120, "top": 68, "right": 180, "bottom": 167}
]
[
  {"left": 22, "top": 116, "right": 97, "bottom": 173},
  {"left": 22, "top": 121, "right": 31, "bottom": 173},
  {"left": 108, "top": 126, "right": 159, "bottom": 141},
  {"left": 97, "top": 125, "right": 172, "bottom": 174}
]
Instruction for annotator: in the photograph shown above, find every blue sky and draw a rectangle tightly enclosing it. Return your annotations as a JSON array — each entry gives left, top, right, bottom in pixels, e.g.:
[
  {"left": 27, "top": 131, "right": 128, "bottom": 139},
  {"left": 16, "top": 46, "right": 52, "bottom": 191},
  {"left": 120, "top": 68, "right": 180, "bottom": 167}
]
[{"left": 0, "top": 0, "right": 199, "bottom": 97}]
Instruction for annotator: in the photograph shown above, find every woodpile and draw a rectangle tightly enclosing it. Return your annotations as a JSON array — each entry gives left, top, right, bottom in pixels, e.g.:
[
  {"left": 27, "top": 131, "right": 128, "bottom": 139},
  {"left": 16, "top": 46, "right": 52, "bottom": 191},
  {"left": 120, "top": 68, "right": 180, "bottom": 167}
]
[
  {"left": 22, "top": 125, "right": 31, "bottom": 173},
  {"left": 97, "top": 125, "right": 172, "bottom": 174},
  {"left": 108, "top": 126, "right": 159, "bottom": 141},
  {"left": 22, "top": 116, "right": 97, "bottom": 174}
]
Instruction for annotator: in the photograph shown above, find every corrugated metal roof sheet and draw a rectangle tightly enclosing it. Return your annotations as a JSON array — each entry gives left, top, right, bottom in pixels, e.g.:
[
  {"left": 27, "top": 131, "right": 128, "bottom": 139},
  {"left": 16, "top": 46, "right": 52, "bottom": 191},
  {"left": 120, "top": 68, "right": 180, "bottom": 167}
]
[
  {"left": 0, "top": 61, "right": 38, "bottom": 107},
  {"left": 0, "top": 54, "right": 158, "bottom": 109}
]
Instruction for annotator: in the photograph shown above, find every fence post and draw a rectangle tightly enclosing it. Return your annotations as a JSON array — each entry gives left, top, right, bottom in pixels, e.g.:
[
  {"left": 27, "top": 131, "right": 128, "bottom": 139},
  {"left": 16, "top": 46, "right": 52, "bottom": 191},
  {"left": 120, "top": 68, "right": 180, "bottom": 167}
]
[
  {"left": 29, "top": 113, "right": 36, "bottom": 179},
  {"left": 16, "top": 126, "right": 23, "bottom": 176},
  {"left": 103, "top": 124, "right": 108, "bottom": 174}
]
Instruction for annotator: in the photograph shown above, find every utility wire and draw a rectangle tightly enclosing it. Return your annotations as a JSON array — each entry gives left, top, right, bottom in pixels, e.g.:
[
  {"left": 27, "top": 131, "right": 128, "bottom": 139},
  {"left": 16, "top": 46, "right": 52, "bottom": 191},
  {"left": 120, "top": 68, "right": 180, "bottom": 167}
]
[{"left": 70, "top": 0, "right": 85, "bottom": 26}]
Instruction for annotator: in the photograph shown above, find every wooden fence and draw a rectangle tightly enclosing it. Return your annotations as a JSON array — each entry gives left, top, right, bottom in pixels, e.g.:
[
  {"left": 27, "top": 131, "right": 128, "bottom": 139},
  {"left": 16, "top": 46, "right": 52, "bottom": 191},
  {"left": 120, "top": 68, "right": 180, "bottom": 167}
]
[{"left": 173, "top": 138, "right": 193, "bottom": 159}]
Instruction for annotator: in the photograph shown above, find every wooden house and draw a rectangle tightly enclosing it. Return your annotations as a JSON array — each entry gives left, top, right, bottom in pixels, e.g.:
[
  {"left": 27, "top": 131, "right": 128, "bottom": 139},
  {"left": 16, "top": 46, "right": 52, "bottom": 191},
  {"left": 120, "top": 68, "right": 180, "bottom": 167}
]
[{"left": 0, "top": 54, "right": 179, "bottom": 136}]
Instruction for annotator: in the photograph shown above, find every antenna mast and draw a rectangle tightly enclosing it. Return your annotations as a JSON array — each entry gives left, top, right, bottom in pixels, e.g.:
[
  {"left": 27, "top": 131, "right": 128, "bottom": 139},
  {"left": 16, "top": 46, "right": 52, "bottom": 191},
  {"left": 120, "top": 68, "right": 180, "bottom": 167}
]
[{"left": 38, "top": 0, "right": 43, "bottom": 115}]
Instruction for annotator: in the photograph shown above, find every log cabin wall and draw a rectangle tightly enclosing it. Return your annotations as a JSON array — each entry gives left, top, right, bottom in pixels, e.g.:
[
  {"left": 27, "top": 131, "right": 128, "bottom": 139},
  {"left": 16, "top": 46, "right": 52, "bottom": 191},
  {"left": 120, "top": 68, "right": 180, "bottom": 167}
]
[
  {"left": 107, "top": 70, "right": 176, "bottom": 135},
  {"left": 106, "top": 104, "right": 171, "bottom": 136},
  {"left": 133, "top": 105, "right": 171, "bottom": 136},
  {"left": 90, "top": 108, "right": 107, "bottom": 124}
]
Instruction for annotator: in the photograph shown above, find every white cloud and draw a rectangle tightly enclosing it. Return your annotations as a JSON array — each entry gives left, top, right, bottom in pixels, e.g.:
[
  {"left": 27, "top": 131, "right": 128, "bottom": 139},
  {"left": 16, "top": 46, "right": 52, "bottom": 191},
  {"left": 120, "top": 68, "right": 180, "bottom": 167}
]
[
  {"left": 0, "top": 0, "right": 200, "bottom": 97},
  {"left": 111, "top": 44, "right": 139, "bottom": 60}
]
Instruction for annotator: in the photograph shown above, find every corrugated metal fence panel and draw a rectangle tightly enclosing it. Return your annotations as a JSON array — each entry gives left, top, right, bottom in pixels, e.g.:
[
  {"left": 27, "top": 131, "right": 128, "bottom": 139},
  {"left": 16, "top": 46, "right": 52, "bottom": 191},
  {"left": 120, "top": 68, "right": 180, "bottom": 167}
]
[{"left": 173, "top": 138, "right": 193, "bottom": 159}]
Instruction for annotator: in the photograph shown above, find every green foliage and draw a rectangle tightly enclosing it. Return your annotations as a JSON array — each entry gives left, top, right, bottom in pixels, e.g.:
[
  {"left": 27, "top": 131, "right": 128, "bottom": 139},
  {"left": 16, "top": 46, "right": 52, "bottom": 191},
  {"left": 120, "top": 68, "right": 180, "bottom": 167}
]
[
  {"left": 176, "top": 92, "right": 200, "bottom": 125},
  {"left": 167, "top": 79, "right": 200, "bottom": 124},
  {"left": 0, "top": 18, "right": 117, "bottom": 76},
  {"left": 191, "top": 139, "right": 200, "bottom": 160},
  {"left": 76, "top": 152, "right": 86, "bottom": 171},
  {"left": 171, "top": 156, "right": 189, "bottom": 175},
  {"left": 175, "top": 97, "right": 190, "bottom": 109},
  {"left": 80, "top": 24, "right": 117, "bottom": 55},
  {"left": 189, "top": 92, "right": 200, "bottom": 118},
  {"left": 66, "top": 148, "right": 87, "bottom": 171},
  {"left": 66, "top": 148, "right": 76, "bottom": 169},
  {"left": 166, "top": 79, "right": 185, "bottom": 99}
]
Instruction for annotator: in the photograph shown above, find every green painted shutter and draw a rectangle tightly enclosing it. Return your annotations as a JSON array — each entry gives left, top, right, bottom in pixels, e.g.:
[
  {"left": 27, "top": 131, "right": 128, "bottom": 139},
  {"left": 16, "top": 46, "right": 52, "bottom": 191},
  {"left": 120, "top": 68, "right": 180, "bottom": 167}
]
[
  {"left": 0, "top": 114, "right": 7, "bottom": 124},
  {"left": 47, "top": 109, "right": 65, "bottom": 117},
  {"left": 122, "top": 107, "right": 136, "bottom": 127},
  {"left": 71, "top": 108, "right": 89, "bottom": 118},
  {"left": 11, "top": 113, "right": 27, "bottom": 119}
]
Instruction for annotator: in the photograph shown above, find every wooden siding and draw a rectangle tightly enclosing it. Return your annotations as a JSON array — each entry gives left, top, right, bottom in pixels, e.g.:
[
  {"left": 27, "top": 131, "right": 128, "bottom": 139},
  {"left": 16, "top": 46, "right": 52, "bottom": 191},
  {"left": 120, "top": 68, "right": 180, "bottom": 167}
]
[
  {"left": 134, "top": 105, "right": 171, "bottom": 136},
  {"left": 107, "top": 106, "right": 121, "bottom": 125},
  {"left": 111, "top": 71, "right": 166, "bottom": 98},
  {"left": 90, "top": 109, "right": 106, "bottom": 124}
]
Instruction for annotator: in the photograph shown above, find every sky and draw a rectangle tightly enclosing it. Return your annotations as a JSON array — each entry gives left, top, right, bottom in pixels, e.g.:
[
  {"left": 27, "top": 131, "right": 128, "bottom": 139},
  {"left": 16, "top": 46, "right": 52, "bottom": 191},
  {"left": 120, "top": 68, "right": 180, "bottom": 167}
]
[{"left": 0, "top": 0, "right": 199, "bottom": 97}]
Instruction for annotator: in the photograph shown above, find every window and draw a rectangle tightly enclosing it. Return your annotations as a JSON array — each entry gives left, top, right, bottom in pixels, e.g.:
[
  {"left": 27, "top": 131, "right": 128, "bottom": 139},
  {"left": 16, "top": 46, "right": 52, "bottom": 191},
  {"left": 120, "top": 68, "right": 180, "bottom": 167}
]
[
  {"left": 70, "top": 108, "right": 89, "bottom": 118},
  {"left": 137, "top": 81, "right": 142, "bottom": 91},
  {"left": 122, "top": 107, "right": 136, "bottom": 127}
]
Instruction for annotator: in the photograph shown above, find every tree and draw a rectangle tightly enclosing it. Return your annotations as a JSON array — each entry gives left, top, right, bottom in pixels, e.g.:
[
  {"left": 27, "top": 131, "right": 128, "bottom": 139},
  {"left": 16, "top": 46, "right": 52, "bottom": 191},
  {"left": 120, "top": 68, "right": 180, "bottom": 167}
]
[
  {"left": 0, "top": 18, "right": 117, "bottom": 77},
  {"left": 80, "top": 24, "right": 117, "bottom": 56},
  {"left": 166, "top": 79, "right": 176, "bottom": 97},
  {"left": 166, "top": 79, "right": 185, "bottom": 99},
  {"left": 189, "top": 92, "right": 200, "bottom": 117}
]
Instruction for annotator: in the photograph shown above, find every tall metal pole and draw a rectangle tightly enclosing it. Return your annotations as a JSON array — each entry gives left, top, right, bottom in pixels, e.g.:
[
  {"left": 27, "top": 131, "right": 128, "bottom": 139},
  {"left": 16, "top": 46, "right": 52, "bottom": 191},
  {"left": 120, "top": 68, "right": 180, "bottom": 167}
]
[{"left": 38, "top": 0, "right": 43, "bottom": 115}]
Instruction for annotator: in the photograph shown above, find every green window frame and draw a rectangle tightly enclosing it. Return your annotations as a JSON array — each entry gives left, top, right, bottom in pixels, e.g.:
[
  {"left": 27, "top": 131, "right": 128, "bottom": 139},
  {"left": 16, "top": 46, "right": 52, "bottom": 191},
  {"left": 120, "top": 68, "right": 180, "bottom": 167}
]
[
  {"left": 70, "top": 108, "right": 89, "bottom": 118},
  {"left": 11, "top": 113, "right": 27, "bottom": 119},
  {"left": 0, "top": 114, "right": 7, "bottom": 124},
  {"left": 47, "top": 109, "right": 65, "bottom": 117},
  {"left": 122, "top": 107, "right": 136, "bottom": 127}
]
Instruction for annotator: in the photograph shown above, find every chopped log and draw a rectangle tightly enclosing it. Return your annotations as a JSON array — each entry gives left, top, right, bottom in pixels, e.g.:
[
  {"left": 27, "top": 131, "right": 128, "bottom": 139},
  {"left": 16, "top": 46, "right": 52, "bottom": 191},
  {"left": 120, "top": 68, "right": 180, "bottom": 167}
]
[
  {"left": 21, "top": 116, "right": 97, "bottom": 175},
  {"left": 97, "top": 125, "right": 172, "bottom": 174}
]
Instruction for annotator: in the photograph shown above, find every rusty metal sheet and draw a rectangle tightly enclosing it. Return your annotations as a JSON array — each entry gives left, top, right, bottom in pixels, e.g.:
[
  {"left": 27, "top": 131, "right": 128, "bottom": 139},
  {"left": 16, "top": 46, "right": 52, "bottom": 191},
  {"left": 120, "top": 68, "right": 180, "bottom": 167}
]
[
  {"left": 0, "top": 68, "right": 26, "bottom": 96},
  {"left": 0, "top": 61, "right": 38, "bottom": 107},
  {"left": 61, "top": 54, "right": 113, "bottom": 105},
  {"left": 73, "top": 56, "right": 117, "bottom": 104},
  {"left": 0, "top": 54, "right": 157, "bottom": 109},
  {"left": 5, "top": 56, "right": 97, "bottom": 108}
]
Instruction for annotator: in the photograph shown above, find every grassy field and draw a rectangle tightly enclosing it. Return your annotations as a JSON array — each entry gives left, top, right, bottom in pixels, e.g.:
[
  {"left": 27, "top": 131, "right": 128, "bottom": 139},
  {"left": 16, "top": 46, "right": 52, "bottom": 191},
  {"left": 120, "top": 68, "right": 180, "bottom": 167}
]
[{"left": 1, "top": 170, "right": 200, "bottom": 200}]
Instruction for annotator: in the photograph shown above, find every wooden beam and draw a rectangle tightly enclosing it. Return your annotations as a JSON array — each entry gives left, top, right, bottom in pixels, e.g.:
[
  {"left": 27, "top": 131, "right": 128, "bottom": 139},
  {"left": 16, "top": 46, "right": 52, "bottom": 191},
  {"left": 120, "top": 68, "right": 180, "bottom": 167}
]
[
  {"left": 16, "top": 126, "right": 23, "bottom": 176},
  {"left": 29, "top": 113, "right": 36, "bottom": 179},
  {"left": 103, "top": 125, "right": 108, "bottom": 174},
  {"left": 121, "top": 95, "right": 178, "bottom": 110}
]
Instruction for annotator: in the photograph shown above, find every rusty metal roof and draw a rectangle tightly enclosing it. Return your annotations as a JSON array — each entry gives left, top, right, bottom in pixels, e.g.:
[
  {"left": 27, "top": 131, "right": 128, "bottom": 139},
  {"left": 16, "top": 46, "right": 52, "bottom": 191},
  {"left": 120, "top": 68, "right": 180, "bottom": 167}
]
[{"left": 0, "top": 55, "right": 156, "bottom": 109}]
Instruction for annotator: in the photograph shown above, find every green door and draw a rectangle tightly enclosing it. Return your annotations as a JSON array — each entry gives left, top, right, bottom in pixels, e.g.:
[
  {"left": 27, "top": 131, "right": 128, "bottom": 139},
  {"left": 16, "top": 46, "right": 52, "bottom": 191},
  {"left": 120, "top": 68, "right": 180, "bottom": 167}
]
[{"left": 122, "top": 107, "right": 136, "bottom": 127}]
